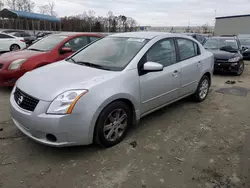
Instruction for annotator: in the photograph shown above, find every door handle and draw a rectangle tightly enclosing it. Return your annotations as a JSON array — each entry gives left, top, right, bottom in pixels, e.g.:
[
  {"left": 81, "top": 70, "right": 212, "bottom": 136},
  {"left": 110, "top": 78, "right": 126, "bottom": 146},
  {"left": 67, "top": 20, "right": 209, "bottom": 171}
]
[
  {"left": 172, "top": 70, "right": 179, "bottom": 77},
  {"left": 197, "top": 61, "right": 201, "bottom": 66}
]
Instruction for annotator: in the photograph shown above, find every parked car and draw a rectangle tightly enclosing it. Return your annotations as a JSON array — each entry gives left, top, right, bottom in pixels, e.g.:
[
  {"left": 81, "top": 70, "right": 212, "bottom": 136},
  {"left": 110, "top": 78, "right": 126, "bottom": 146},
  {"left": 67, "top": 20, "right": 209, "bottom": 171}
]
[
  {"left": 8, "top": 31, "right": 37, "bottom": 46},
  {"left": 181, "top": 33, "right": 207, "bottom": 44},
  {"left": 203, "top": 36, "right": 245, "bottom": 75},
  {"left": 238, "top": 37, "right": 250, "bottom": 59},
  {"left": 33, "top": 32, "right": 52, "bottom": 43},
  {"left": 0, "top": 32, "right": 104, "bottom": 86},
  {"left": 0, "top": 33, "right": 26, "bottom": 52},
  {"left": 10, "top": 32, "right": 214, "bottom": 147},
  {"left": 36, "top": 31, "right": 52, "bottom": 39}
]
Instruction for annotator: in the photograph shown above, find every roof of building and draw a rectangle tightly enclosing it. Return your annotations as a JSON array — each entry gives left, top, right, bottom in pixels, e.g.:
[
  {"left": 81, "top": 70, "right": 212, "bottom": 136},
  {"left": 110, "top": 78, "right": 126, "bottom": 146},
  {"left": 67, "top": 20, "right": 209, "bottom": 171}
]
[
  {"left": 0, "top": 8, "right": 61, "bottom": 22},
  {"left": 216, "top": 14, "right": 250, "bottom": 20}
]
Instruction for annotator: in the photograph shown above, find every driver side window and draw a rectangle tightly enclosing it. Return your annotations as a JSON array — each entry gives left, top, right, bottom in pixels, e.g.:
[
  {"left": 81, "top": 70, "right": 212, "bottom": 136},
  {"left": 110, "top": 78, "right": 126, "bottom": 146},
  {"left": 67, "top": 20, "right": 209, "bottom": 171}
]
[
  {"left": 62, "top": 36, "right": 89, "bottom": 52},
  {"left": 145, "top": 39, "right": 177, "bottom": 67}
]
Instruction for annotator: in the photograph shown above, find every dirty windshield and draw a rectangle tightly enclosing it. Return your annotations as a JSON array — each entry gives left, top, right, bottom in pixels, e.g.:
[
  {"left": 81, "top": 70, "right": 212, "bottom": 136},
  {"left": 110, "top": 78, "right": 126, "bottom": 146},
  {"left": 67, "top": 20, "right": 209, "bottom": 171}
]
[{"left": 69, "top": 37, "right": 149, "bottom": 70}]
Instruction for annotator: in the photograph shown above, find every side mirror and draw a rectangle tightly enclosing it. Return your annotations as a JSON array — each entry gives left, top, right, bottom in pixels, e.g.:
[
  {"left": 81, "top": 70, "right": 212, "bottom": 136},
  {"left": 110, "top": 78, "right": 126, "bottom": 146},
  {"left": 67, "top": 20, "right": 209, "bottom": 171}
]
[
  {"left": 143, "top": 62, "right": 163, "bottom": 72},
  {"left": 60, "top": 47, "right": 72, "bottom": 54}
]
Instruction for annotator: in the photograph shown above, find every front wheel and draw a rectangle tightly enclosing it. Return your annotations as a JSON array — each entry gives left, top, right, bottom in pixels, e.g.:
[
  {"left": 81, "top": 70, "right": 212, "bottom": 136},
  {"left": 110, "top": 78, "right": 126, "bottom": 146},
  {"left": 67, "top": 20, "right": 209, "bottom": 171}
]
[
  {"left": 94, "top": 101, "right": 132, "bottom": 148},
  {"left": 236, "top": 61, "right": 244, "bottom": 76},
  {"left": 193, "top": 75, "right": 210, "bottom": 102}
]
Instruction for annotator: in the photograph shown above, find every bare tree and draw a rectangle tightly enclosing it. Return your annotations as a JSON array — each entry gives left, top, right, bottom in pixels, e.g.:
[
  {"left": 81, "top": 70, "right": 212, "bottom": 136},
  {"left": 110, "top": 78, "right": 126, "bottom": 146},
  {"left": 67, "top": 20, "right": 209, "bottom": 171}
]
[
  {"left": 38, "top": 1, "right": 57, "bottom": 16},
  {"left": 202, "top": 23, "right": 209, "bottom": 34},
  {"left": 0, "top": 0, "right": 4, "bottom": 10},
  {"left": 126, "top": 17, "right": 137, "bottom": 31},
  {"left": 87, "top": 10, "right": 95, "bottom": 31},
  {"left": 6, "top": 0, "right": 34, "bottom": 12},
  {"left": 5, "top": 0, "right": 17, "bottom": 10}
]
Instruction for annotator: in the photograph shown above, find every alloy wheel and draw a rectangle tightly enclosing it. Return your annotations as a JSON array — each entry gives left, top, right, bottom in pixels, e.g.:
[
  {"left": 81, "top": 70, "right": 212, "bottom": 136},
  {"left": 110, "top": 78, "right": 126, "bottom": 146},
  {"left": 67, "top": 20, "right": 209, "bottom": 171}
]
[
  {"left": 199, "top": 79, "right": 209, "bottom": 100},
  {"left": 103, "top": 109, "right": 128, "bottom": 142}
]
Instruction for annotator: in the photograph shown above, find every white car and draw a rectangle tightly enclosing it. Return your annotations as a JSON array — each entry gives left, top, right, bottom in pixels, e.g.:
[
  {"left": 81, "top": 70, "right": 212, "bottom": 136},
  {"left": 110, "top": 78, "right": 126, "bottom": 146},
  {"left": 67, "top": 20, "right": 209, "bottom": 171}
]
[{"left": 0, "top": 33, "right": 26, "bottom": 52}]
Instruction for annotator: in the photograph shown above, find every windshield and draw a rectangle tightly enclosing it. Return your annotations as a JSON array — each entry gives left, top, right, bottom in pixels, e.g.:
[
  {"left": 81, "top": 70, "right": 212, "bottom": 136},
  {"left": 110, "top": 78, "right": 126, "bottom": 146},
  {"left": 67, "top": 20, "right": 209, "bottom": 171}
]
[
  {"left": 204, "top": 38, "right": 238, "bottom": 50},
  {"left": 27, "top": 35, "right": 68, "bottom": 51},
  {"left": 68, "top": 37, "right": 149, "bottom": 71},
  {"left": 239, "top": 38, "right": 250, "bottom": 46}
]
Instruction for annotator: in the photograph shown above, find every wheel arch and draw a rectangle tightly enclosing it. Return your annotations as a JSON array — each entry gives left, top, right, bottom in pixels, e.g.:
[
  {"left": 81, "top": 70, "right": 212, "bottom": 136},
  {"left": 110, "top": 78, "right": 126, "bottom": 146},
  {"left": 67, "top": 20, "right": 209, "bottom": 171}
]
[
  {"left": 203, "top": 72, "right": 211, "bottom": 86},
  {"left": 89, "top": 94, "right": 139, "bottom": 143}
]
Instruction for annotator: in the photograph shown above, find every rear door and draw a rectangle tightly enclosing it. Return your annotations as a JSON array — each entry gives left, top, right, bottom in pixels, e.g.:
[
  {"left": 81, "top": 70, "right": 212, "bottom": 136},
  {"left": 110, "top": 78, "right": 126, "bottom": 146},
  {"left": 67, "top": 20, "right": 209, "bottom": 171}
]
[{"left": 175, "top": 38, "right": 202, "bottom": 96}]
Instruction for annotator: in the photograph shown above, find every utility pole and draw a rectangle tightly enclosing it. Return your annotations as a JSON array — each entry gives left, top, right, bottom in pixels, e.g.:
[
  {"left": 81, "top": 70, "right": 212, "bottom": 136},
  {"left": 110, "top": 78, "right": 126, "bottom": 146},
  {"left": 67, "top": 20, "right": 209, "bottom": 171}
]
[{"left": 213, "top": 9, "right": 217, "bottom": 35}]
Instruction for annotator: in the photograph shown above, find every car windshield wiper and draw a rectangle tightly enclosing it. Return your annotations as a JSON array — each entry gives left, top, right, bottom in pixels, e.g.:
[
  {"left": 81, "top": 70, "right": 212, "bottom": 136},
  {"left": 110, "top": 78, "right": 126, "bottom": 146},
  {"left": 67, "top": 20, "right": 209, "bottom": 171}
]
[
  {"left": 28, "top": 48, "right": 45, "bottom": 52},
  {"left": 72, "top": 60, "right": 111, "bottom": 70}
]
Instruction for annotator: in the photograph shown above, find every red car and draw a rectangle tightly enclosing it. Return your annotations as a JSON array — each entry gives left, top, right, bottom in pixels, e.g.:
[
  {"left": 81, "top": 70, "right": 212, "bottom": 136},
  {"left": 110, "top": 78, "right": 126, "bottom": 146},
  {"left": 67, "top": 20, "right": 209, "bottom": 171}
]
[{"left": 0, "top": 32, "right": 104, "bottom": 86}]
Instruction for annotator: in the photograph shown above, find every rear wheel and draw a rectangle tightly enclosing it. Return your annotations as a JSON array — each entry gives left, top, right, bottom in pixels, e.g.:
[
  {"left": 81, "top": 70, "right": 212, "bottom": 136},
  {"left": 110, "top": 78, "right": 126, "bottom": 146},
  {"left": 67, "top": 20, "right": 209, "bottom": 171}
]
[
  {"left": 193, "top": 75, "right": 210, "bottom": 102},
  {"left": 94, "top": 101, "right": 132, "bottom": 148},
  {"left": 236, "top": 61, "right": 244, "bottom": 76},
  {"left": 10, "top": 44, "right": 20, "bottom": 51}
]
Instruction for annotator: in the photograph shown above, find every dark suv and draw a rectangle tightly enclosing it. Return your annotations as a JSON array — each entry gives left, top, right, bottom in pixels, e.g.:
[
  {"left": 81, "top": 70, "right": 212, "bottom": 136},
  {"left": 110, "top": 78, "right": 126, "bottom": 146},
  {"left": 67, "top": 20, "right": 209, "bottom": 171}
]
[{"left": 203, "top": 36, "right": 245, "bottom": 75}]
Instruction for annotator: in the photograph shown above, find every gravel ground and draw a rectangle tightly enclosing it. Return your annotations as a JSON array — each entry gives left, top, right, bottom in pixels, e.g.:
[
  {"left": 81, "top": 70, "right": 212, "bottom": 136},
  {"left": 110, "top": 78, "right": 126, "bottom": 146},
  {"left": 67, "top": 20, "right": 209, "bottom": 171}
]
[{"left": 1, "top": 62, "right": 250, "bottom": 188}]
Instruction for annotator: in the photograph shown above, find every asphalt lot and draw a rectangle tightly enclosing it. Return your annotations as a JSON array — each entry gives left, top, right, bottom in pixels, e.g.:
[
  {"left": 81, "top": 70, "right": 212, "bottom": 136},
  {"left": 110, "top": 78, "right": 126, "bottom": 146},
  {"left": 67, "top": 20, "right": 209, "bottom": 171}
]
[{"left": 1, "top": 62, "right": 250, "bottom": 188}]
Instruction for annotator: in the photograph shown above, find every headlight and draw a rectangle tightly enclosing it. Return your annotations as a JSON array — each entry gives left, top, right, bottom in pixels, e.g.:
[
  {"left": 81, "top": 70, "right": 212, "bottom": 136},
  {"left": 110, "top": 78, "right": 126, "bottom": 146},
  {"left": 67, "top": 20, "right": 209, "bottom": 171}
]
[
  {"left": 228, "top": 56, "right": 241, "bottom": 62},
  {"left": 8, "top": 59, "right": 27, "bottom": 70},
  {"left": 47, "top": 90, "right": 88, "bottom": 114}
]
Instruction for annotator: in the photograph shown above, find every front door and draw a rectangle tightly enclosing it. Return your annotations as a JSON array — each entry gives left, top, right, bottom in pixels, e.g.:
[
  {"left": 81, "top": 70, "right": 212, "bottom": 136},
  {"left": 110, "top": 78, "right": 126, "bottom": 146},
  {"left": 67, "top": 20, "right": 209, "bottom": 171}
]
[
  {"left": 176, "top": 38, "right": 202, "bottom": 96},
  {"left": 139, "top": 38, "right": 181, "bottom": 115},
  {"left": 56, "top": 36, "right": 90, "bottom": 61}
]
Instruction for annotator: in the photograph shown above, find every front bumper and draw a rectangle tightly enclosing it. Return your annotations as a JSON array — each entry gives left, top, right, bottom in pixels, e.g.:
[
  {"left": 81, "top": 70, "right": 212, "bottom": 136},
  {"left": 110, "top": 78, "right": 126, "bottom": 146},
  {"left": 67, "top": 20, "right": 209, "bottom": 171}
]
[
  {"left": 10, "top": 91, "right": 93, "bottom": 147},
  {"left": 0, "top": 69, "right": 26, "bottom": 86},
  {"left": 214, "top": 61, "right": 241, "bottom": 73}
]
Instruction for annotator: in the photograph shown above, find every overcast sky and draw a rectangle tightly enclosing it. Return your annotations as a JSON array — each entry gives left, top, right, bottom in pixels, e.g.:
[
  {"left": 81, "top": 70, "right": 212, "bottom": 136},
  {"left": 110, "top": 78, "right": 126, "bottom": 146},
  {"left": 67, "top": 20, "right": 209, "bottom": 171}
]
[{"left": 35, "top": 0, "right": 250, "bottom": 26}]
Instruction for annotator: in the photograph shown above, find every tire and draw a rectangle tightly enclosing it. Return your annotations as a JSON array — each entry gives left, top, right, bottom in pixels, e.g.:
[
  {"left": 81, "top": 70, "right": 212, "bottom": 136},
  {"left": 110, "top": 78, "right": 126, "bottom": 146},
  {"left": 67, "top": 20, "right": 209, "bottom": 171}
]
[
  {"left": 193, "top": 75, "right": 210, "bottom": 102},
  {"left": 235, "top": 61, "right": 244, "bottom": 76},
  {"left": 10, "top": 44, "right": 20, "bottom": 51},
  {"left": 94, "top": 101, "right": 132, "bottom": 148}
]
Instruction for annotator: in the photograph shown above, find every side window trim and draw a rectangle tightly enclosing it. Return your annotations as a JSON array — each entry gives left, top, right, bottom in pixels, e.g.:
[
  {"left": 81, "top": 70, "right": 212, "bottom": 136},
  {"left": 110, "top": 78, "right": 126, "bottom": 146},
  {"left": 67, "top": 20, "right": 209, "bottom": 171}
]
[{"left": 174, "top": 37, "right": 201, "bottom": 62}]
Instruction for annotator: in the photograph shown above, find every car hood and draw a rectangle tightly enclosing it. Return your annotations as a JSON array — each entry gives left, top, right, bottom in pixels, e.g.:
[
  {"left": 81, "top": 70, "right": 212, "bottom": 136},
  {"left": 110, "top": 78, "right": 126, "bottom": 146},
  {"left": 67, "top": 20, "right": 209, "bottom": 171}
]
[
  {"left": 206, "top": 49, "right": 237, "bottom": 60},
  {"left": 0, "top": 50, "right": 45, "bottom": 65},
  {"left": 16, "top": 61, "right": 119, "bottom": 101}
]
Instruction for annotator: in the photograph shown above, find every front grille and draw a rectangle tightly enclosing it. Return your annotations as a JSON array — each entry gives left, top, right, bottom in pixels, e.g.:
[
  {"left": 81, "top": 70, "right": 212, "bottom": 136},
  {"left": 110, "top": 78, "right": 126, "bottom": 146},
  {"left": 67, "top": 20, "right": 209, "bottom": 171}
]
[
  {"left": 0, "top": 64, "right": 3, "bottom": 69},
  {"left": 14, "top": 88, "right": 39, "bottom": 112}
]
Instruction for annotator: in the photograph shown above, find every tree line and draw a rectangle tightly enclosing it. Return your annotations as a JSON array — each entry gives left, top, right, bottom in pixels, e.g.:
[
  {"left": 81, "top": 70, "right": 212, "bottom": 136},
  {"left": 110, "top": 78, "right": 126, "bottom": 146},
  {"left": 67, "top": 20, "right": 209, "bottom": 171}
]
[{"left": 0, "top": 0, "right": 138, "bottom": 32}]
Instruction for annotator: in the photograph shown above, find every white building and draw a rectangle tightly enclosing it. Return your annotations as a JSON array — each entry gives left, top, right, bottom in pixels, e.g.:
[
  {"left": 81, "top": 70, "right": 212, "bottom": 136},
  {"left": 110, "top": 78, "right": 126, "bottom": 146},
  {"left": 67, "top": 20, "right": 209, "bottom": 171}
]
[{"left": 215, "top": 14, "right": 250, "bottom": 35}]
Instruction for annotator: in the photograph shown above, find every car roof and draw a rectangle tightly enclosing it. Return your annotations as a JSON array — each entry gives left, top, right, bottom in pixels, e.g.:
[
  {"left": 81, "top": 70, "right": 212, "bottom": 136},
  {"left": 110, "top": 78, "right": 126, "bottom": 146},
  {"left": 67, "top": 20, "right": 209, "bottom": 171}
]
[
  {"left": 53, "top": 32, "right": 104, "bottom": 37},
  {"left": 109, "top": 32, "right": 192, "bottom": 39}
]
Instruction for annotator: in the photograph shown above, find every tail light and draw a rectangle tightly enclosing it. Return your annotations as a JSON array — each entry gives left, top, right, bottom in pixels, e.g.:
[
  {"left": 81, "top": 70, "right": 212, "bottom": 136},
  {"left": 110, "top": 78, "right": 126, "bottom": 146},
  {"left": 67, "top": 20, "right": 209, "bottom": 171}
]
[{"left": 20, "top": 40, "right": 25, "bottom": 43}]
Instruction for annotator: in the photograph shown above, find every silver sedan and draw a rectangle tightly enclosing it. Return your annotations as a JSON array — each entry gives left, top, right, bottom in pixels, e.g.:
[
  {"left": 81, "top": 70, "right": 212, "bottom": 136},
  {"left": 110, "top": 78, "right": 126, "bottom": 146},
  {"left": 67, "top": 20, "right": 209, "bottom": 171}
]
[{"left": 10, "top": 32, "right": 214, "bottom": 147}]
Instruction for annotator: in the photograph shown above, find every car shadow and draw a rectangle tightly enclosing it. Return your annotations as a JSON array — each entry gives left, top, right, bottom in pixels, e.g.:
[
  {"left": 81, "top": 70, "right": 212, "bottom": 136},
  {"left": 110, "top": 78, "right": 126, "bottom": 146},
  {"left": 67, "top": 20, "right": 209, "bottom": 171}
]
[
  {"left": 22, "top": 97, "right": 195, "bottom": 161},
  {"left": 0, "top": 86, "right": 13, "bottom": 93}
]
